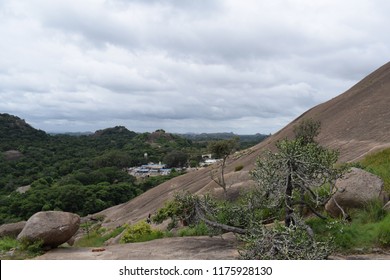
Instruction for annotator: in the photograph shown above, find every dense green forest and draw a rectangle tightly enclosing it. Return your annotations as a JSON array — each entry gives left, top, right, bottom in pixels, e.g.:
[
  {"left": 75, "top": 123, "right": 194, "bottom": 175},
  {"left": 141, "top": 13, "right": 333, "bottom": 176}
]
[{"left": 0, "top": 113, "right": 267, "bottom": 224}]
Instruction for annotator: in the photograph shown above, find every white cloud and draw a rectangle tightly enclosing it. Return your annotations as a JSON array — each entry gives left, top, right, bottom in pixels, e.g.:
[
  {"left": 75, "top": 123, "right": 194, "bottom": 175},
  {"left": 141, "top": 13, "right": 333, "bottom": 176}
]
[{"left": 0, "top": 0, "right": 389, "bottom": 134}]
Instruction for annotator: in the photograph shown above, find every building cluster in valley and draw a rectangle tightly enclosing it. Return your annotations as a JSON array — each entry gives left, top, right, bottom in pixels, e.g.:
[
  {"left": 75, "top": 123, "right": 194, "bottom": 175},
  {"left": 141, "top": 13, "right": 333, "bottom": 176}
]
[
  {"left": 126, "top": 163, "right": 172, "bottom": 177},
  {"left": 126, "top": 154, "right": 222, "bottom": 178}
]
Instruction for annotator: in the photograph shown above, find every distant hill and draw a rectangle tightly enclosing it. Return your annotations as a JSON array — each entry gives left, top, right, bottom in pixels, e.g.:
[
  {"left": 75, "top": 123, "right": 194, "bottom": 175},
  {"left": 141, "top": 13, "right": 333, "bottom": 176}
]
[
  {"left": 146, "top": 129, "right": 185, "bottom": 144},
  {"left": 92, "top": 126, "right": 137, "bottom": 138},
  {"left": 98, "top": 61, "right": 390, "bottom": 229},
  {"left": 49, "top": 132, "right": 93, "bottom": 136},
  {"left": 178, "top": 132, "right": 269, "bottom": 149}
]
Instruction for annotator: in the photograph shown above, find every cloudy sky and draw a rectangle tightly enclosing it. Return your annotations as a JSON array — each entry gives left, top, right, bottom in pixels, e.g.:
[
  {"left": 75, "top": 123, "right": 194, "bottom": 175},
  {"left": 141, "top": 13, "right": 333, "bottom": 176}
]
[{"left": 0, "top": 0, "right": 389, "bottom": 134}]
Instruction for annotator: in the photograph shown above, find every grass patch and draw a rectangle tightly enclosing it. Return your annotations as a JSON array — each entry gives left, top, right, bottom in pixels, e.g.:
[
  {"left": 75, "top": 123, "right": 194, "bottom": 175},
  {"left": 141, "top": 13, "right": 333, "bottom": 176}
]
[
  {"left": 377, "top": 215, "right": 390, "bottom": 246},
  {"left": 177, "top": 222, "right": 210, "bottom": 237},
  {"left": 0, "top": 237, "right": 44, "bottom": 259},
  {"left": 359, "top": 147, "right": 390, "bottom": 193},
  {"left": 308, "top": 201, "right": 390, "bottom": 252},
  {"left": 352, "top": 199, "right": 387, "bottom": 224},
  {"left": 124, "top": 230, "right": 165, "bottom": 243},
  {"left": 75, "top": 225, "right": 125, "bottom": 247},
  {"left": 0, "top": 236, "right": 19, "bottom": 252}
]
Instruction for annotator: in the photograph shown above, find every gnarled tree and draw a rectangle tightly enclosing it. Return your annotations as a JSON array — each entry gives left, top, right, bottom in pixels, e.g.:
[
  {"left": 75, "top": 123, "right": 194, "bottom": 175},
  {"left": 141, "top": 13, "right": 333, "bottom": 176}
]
[
  {"left": 252, "top": 119, "right": 342, "bottom": 227},
  {"left": 251, "top": 137, "right": 340, "bottom": 227},
  {"left": 153, "top": 119, "right": 343, "bottom": 259}
]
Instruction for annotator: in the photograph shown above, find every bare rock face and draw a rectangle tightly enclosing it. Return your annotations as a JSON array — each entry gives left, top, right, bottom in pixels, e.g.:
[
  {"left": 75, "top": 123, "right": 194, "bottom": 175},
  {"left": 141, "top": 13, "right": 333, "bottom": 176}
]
[
  {"left": 17, "top": 211, "right": 80, "bottom": 248},
  {"left": 325, "top": 168, "right": 387, "bottom": 217},
  {"left": 0, "top": 221, "right": 26, "bottom": 238},
  {"left": 3, "top": 150, "right": 23, "bottom": 161}
]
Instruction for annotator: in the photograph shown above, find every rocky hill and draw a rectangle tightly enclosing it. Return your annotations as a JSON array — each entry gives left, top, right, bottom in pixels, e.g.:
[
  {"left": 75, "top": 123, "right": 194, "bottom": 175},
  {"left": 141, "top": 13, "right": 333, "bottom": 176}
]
[
  {"left": 0, "top": 113, "right": 48, "bottom": 151},
  {"left": 92, "top": 126, "right": 137, "bottom": 138},
  {"left": 98, "top": 61, "right": 390, "bottom": 229}
]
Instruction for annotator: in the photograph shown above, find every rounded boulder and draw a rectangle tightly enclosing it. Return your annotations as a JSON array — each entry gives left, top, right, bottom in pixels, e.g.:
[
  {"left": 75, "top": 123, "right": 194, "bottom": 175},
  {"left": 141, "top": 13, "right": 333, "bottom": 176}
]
[
  {"left": 325, "top": 168, "right": 387, "bottom": 217},
  {"left": 17, "top": 211, "right": 80, "bottom": 248}
]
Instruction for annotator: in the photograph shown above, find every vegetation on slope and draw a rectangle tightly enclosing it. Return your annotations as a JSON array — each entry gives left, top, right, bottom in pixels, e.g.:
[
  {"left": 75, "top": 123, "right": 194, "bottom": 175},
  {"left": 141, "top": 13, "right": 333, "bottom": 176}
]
[
  {"left": 0, "top": 236, "right": 44, "bottom": 259},
  {"left": 307, "top": 200, "right": 390, "bottom": 251}
]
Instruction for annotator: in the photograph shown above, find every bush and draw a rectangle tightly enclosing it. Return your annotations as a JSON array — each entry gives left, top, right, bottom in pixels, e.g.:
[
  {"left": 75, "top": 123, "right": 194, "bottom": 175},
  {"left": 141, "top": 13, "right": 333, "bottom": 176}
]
[
  {"left": 234, "top": 165, "right": 244, "bottom": 172},
  {"left": 121, "top": 221, "right": 164, "bottom": 243},
  {"left": 18, "top": 238, "right": 44, "bottom": 255}
]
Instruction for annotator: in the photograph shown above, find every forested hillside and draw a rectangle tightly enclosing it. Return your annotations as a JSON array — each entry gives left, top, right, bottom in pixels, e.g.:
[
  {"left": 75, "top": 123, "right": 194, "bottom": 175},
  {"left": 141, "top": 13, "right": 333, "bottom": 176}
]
[
  {"left": 178, "top": 132, "right": 269, "bottom": 149},
  {"left": 0, "top": 113, "right": 266, "bottom": 224}
]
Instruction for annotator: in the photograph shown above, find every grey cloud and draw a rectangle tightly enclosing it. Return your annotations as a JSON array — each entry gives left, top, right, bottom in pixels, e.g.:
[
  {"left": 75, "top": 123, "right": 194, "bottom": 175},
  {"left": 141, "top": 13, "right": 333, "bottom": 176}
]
[{"left": 1, "top": 0, "right": 390, "bottom": 134}]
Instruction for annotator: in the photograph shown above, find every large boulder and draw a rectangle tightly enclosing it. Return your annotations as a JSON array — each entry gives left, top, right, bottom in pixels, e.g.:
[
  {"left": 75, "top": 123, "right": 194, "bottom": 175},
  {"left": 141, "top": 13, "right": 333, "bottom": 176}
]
[
  {"left": 325, "top": 168, "right": 387, "bottom": 217},
  {"left": 0, "top": 221, "right": 26, "bottom": 238},
  {"left": 17, "top": 211, "right": 80, "bottom": 248}
]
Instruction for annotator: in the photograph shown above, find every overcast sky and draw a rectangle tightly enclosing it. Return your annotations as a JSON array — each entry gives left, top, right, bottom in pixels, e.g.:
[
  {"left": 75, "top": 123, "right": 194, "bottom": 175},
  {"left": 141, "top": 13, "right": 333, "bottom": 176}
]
[{"left": 0, "top": 0, "right": 389, "bottom": 134}]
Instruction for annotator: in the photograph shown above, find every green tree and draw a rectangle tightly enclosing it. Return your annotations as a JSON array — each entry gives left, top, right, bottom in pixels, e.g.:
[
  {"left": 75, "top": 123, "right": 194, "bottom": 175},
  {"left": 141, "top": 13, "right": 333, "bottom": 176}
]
[
  {"left": 93, "top": 150, "right": 132, "bottom": 168},
  {"left": 163, "top": 151, "right": 188, "bottom": 168},
  {"left": 293, "top": 118, "right": 321, "bottom": 145},
  {"left": 252, "top": 118, "right": 341, "bottom": 227},
  {"left": 251, "top": 138, "right": 340, "bottom": 227}
]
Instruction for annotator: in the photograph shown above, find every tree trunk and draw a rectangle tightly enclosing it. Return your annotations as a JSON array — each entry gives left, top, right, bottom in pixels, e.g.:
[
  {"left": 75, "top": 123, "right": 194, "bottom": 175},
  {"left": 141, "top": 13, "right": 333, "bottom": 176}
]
[
  {"left": 285, "top": 173, "right": 294, "bottom": 227},
  {"left": 299, "top": 188, "right": 305, "bottom": 216},
  {"left": 221, "top": 157, "right": 227, "bottom": 198}
]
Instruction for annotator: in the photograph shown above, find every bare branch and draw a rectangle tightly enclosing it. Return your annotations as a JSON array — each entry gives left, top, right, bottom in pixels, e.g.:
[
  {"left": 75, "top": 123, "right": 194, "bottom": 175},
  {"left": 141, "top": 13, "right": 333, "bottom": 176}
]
[{"left": 331, "top": 197, "right": 350, "bottom": 220}]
